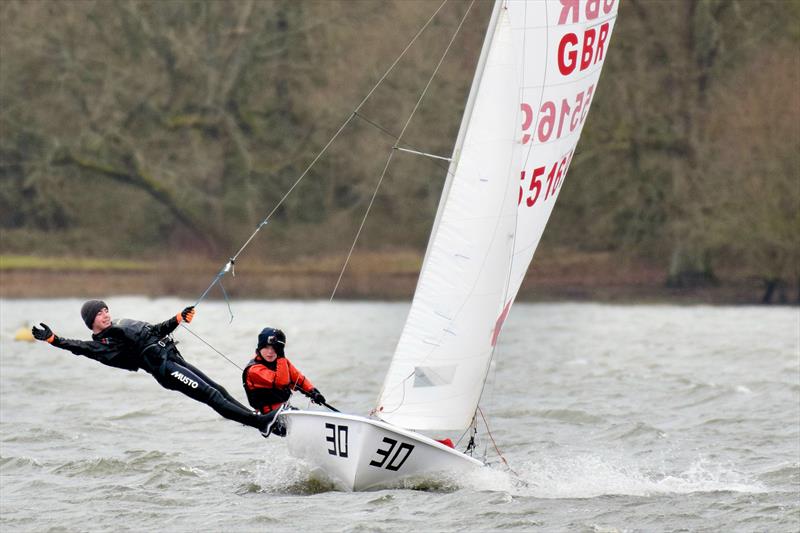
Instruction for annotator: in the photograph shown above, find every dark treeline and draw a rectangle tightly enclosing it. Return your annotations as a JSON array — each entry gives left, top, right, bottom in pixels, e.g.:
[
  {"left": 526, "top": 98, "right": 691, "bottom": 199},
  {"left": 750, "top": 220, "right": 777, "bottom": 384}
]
[{"left": 1, "top": 0, "right": 798, "bottom": 299}]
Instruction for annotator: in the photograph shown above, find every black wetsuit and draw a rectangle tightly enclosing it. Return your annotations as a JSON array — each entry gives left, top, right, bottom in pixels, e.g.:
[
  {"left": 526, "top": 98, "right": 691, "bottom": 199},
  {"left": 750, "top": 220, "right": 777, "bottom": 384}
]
[{"left": 51, "top": 316, "right": 274, "bottom": 431}]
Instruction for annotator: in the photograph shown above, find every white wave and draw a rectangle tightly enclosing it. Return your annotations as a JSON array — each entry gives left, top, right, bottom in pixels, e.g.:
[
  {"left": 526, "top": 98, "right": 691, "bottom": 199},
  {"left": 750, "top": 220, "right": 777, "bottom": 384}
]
[
  {"left": 253, "top": 449, "right": 337, "bottom": 494},
  {"left": 460, "top": 454, "right": 767, "bottom": 498}
]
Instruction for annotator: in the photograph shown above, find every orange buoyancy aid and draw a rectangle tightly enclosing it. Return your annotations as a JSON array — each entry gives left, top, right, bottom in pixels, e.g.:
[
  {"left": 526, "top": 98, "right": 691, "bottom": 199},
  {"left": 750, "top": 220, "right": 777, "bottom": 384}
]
[{"left": 242, "top": 356, "right": 314, "bottom": 413}]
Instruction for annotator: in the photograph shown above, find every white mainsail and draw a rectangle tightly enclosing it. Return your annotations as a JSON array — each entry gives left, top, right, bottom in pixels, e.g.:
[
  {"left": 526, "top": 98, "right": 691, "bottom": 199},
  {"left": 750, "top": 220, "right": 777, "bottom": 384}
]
[{"left": 376, "top": 0, "right": 619, "bottom": 430}]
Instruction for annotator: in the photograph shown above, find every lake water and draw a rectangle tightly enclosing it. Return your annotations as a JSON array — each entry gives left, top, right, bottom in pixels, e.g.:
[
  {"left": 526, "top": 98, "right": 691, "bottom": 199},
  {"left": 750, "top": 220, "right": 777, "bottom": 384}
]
[{"left": 1, "top": 298, "right": 798, "bottom": 531}]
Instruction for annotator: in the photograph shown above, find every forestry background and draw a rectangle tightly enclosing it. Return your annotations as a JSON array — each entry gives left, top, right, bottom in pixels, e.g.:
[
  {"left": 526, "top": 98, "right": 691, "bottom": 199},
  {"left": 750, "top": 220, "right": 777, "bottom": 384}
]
[{"left": 1, "top": 0, "right": 798, "bottom": 302}]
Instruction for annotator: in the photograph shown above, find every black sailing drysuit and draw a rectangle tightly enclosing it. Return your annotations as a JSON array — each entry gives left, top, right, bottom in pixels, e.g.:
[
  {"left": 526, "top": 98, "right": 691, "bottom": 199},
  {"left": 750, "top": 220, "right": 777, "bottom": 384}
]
[{"left": 50, "top": 315, "right": 275, "bottom": 432}]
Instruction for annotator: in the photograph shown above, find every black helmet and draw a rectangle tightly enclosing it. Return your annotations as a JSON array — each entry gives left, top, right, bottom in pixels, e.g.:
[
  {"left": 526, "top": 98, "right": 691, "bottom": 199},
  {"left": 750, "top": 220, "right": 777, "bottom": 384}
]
[{"left": 257, "top": 327, "right": 286, "bottom": 356}]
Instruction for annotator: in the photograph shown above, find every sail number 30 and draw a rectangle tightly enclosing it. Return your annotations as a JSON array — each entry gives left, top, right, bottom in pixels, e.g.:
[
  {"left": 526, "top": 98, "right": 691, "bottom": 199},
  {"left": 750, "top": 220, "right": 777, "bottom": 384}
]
[
  {"left": 325, "top": 423, "right": 349, "bottom": 457},
  {"left": 323, "top": 425, "right": 415, "bottom": 471},
  {"left": 369, "top": 437, "right": 415, "bottom": 471}
]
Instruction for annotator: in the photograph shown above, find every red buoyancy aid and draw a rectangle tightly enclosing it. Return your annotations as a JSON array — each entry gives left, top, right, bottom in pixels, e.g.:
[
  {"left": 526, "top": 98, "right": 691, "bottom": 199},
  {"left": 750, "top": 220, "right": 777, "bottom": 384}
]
[{"left": 241, "top": 356, "right": 314, "bottom": 413}]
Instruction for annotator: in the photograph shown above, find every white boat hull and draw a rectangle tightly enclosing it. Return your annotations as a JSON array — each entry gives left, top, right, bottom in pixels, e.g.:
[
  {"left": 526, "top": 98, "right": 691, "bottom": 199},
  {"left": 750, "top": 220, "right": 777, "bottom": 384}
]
[{"left": 281, "top": 410, "right": 483, "bottom": 491}]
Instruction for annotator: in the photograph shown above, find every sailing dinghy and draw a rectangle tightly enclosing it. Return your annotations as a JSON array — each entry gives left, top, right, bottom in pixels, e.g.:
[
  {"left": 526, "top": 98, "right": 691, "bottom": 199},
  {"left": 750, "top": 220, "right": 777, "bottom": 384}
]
[{"left": 281, "top": 0, "right": 618, "bottom": 491}]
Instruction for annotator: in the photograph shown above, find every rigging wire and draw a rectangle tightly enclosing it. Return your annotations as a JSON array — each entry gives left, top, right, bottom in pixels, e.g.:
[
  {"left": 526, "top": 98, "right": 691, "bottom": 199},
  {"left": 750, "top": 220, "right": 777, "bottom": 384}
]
[
  {"left": 179, "top": 323, "right": 242, "bottom": 371},
  {"left": 330, "top": 151, "right": 396, "bottom": 301},
  {"left": 455, "top": 412, "right": 478, "bottom": 449},
  {"left": 354, "top": 111, "right": 453, "bottom": 173},
  {"left": 353, "top": 112, "right": 399, "bottom": 141},
  {"left": 478, "top": 406, "right": 517, "bottom": 476},
  {"left": 181, "top": 0, "right": 454, "bottom": 369},
  {"left": 192, "top": 0, "right": 451, "bottom": 310},
  {"left": 330, "top": 0, "right": 477, "bottom": 301},
  {"left": 397, "top": 1, "right": 476, "bottom": 143}
]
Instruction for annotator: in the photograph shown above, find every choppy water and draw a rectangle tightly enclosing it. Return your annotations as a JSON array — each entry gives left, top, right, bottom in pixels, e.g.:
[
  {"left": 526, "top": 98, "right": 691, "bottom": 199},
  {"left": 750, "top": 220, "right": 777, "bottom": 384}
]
[{"left": 1, "top": 298, "right": 798, "bottom": 532}]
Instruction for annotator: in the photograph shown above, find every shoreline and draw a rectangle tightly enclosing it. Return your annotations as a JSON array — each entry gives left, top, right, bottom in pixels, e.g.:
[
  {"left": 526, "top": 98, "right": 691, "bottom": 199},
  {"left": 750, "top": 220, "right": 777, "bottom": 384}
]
[{"left": 1, "top": 264, "right": 790, "bottom": 305}]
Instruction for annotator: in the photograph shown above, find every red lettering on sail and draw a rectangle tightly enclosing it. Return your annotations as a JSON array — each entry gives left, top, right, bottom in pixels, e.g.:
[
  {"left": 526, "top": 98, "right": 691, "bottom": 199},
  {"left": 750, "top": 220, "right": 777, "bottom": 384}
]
[
  {"left": 491, "top": 301, "right": 512, "bottom": 346},
  {"left": 521, "top": 103, "right": 534, "bottom": 144},
  {"left": 558, "top": 0, "right": 580, "bottom": 24},
  {"left": 519, "top": 149, "right": 574, "bottom": 208},
  {"left": 558, "top": 0, "right": 616, "bottom": 25},
  {"left": 585, "top": 0, "right": 601, "bottom": 20},
  {"left": 538, "top": 101, "right": 556, "bottom": 141},
  {"left": 580, "top": 28, "right": 596, "bottom": 71},
  {"left": 519, "top": 167, "right": 544, "bottom": 207},
  {"left": 557, "top": 33, "right": 579, "bottom": 75},
  {"left": 520, "top": 84, "right": 595, "bottom": 144},
  {"left": 595, "top": 22, "right": 609, "bottom": 64},
  {"left": 557, "top": 23, "right": 610, "bottom": 76}
]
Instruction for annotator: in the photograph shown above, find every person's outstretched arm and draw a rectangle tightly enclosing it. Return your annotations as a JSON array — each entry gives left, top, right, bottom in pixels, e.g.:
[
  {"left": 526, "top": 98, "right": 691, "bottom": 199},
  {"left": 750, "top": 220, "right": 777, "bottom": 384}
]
[
  {"left": 31, "top": 323, "right": 134, "bottom": 370},
  {"left": 151, "top": 306, "right": 195, "bottom": 337}
]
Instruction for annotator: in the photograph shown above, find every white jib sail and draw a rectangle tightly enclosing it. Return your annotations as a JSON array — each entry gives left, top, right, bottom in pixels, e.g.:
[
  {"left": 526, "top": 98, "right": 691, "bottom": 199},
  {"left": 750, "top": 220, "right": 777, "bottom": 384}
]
[{"left": 377, "top": 0, "right": 619, "bottom": 431}]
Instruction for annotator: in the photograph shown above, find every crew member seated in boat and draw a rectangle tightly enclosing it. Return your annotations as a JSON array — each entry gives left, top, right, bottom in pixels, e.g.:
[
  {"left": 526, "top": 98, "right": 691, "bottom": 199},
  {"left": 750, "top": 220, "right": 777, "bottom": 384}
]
[
  {"left": 242, "top": 327, "right": 326, "bottom": 427},
  {"left": 31, "top": 300, "right": 277, "bottom": 435}
]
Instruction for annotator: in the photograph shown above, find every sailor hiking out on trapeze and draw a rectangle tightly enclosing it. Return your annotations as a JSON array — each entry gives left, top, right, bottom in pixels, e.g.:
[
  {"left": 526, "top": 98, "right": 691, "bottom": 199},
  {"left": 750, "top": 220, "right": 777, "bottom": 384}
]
[{"left": 32, "top": 300, "right": 278, "bottom": 435}]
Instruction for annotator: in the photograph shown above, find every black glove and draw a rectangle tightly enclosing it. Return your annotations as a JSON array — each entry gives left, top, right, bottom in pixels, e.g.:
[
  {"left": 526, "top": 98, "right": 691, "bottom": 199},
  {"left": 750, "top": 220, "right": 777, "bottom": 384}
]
[
  {"left": 309, "top": 388, "right": 326, "bottom": 405},
  {"left": 180, "top": 306, "right": 195, "bottom": 324},
  {"left": 32, "top": 323, "right": 55, "bottom": 343}
]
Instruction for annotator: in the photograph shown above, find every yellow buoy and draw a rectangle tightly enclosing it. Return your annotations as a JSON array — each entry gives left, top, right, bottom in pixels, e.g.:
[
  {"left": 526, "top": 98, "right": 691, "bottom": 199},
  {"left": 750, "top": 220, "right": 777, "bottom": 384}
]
[{"left": 14, "top": 327, "right": 35, "bottom": 342}]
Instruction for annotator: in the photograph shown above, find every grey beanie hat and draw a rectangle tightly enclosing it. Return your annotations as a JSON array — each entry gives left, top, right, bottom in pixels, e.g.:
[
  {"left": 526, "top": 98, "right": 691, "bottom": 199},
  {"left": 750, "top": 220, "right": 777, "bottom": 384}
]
[{"left": 80, "top": 300, "right": 107, "bottom": 329}]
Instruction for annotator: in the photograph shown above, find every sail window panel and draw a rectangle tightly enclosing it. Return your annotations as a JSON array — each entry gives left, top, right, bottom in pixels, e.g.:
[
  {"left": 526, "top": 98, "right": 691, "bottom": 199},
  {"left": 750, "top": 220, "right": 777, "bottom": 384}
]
[
  {"left": 413, "top": 366, "right": 457, "bottom": 387},
  {"left": 381, "top": 359, "right": 492, "bottom": 431}
]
